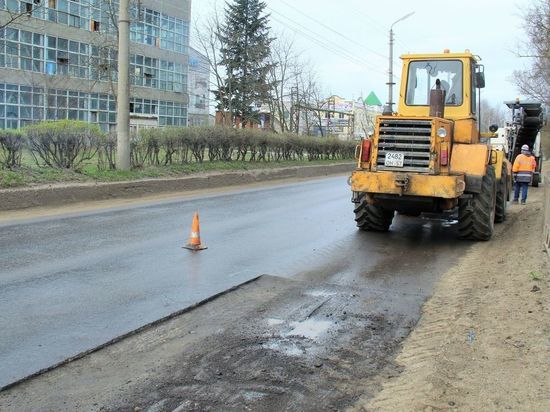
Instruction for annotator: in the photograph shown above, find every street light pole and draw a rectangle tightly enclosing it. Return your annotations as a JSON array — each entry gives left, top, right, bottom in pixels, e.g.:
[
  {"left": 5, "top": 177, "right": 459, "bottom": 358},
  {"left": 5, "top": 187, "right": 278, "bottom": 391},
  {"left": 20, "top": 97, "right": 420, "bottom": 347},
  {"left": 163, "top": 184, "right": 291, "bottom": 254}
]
[
  {"left": 384, "top": 12, "right": 415, "bottom": 115},
  {"left": 116, "top": 0, "right": 131, "bottom": 170}
]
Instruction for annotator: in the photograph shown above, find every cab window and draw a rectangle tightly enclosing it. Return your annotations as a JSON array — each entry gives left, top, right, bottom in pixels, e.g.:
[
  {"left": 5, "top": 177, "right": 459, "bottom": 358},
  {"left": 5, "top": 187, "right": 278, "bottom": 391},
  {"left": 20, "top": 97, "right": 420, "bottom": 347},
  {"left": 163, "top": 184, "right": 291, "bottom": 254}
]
[{"left": 405, "top": 60, "right": 463, "bottom": 106}]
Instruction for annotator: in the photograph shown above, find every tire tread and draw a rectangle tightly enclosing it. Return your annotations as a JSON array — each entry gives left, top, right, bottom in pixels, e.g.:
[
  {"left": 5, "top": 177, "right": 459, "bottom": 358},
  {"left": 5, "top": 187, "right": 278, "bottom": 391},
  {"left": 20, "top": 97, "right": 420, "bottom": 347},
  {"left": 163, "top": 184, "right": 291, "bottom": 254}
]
[
  {"left": 458, "top": 166, "right": 496, "bottom": 241},
  {"left": 354, "top": 194, "right": 394, "bottom": 232}
]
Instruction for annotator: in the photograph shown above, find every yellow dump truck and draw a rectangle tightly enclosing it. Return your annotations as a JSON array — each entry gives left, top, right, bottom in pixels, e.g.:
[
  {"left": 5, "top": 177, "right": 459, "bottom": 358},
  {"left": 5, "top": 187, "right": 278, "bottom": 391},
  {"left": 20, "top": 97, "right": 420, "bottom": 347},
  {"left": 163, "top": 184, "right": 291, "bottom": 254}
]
[{"left": 351, "top": 50, "right": 511, "bottom": 240}]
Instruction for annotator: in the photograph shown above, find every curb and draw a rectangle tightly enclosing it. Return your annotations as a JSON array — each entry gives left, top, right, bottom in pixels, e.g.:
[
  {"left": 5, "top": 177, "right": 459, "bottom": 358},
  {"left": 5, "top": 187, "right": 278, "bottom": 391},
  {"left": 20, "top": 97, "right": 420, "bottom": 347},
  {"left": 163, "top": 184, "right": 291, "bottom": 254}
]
[{"left": 0, "top": 163, "right": 354, "bottom": 211}]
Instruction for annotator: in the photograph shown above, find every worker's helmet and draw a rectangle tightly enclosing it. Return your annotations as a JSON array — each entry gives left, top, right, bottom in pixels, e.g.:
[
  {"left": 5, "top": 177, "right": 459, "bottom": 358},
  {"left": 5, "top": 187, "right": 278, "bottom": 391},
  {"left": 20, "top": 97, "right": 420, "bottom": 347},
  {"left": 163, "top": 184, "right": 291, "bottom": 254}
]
[{"left": 521, "top": 144, "right": 530, "bottom": 152}]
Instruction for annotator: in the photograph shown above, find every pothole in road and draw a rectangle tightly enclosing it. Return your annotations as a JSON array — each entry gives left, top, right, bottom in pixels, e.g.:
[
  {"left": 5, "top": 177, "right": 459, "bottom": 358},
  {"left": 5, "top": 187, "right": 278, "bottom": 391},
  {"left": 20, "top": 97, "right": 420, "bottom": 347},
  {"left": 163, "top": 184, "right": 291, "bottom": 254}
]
[
  {"left": 262, "top": 317, "right": 334, "bottom": 357},
  {"left": 266, "top": 317, "right": 334, "bottom": 341}
]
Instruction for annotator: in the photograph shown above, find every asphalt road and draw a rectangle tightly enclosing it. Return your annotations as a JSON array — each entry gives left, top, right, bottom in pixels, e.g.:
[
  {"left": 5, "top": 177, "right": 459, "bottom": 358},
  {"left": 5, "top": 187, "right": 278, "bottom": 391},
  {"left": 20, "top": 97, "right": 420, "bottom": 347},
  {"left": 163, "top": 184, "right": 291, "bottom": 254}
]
[{"left": 0, "top": 176, "right": 472, "bottom": 388}]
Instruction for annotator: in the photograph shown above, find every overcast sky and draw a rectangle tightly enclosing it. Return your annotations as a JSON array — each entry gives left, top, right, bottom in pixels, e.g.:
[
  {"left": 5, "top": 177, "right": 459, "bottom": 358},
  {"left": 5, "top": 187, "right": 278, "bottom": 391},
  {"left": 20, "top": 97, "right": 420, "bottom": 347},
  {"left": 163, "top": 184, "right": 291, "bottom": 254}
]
[{"left": 191, "top": 0, "right": 529, "bottom": 107}]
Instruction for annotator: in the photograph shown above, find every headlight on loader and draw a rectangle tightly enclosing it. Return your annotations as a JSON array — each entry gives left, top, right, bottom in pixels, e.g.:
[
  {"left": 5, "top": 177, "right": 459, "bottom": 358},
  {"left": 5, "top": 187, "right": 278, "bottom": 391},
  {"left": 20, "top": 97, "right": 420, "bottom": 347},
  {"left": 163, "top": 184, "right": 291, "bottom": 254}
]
[{"left": 437, "top": 127, "right": 447, "bottom": 138}]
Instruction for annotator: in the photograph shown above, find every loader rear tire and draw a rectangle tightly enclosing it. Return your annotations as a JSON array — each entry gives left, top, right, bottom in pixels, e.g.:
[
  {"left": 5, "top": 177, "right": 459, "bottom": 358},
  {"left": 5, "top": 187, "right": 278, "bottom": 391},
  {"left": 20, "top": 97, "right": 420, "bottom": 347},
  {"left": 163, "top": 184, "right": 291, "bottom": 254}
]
[
  {"left": 458, "top": 165, "right": 496, "bottom": 241},
  {"left": 354, "top": 193, "right": 394, "bottom": 232},
  {"left": 495, "top": 164, "right": 508, "bottom": 223}
]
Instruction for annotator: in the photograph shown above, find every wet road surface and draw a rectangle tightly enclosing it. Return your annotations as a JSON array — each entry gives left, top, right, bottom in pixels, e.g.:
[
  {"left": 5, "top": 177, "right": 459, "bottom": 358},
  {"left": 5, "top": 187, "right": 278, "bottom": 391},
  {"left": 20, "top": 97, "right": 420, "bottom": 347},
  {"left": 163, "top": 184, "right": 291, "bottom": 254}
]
[{"left": 0, "top": 176, "right": 472, "bottom": 388}]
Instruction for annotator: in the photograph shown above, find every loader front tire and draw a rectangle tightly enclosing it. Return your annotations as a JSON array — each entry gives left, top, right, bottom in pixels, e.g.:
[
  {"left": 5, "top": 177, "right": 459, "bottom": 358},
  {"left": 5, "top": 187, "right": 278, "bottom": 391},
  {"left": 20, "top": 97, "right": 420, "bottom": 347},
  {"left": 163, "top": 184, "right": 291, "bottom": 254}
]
[
  {"left": 354, "top": 193, "right": 394, "bottom": 232},
  {"left": 495, "top": 163, "right": 508, "bottom": 223},
  {"left": 458, "top": 166, "right": 496, "bottom": 241}
]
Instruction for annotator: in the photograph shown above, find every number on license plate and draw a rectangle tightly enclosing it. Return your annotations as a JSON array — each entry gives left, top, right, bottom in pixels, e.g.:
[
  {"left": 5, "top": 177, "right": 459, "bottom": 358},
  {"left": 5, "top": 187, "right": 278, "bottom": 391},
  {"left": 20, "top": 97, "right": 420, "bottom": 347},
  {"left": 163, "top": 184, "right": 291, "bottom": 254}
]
[{"left": 384, "top": 152, "right": 404, "bottom": 167}]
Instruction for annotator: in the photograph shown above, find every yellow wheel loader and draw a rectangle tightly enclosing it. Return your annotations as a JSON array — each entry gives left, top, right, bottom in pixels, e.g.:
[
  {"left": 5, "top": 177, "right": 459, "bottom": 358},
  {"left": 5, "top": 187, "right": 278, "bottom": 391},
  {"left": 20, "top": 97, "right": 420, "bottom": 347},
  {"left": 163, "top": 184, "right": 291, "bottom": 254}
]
[{"left": 350, "top": 50, "right": 510, "bottom": 240}]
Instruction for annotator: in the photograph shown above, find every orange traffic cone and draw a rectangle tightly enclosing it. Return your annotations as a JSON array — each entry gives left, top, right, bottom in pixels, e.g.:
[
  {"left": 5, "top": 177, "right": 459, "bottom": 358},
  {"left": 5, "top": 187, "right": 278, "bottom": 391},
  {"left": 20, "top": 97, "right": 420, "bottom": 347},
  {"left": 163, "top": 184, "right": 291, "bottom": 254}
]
[{"left": 183, "top": 212, "right": 207, "bottom": 251}]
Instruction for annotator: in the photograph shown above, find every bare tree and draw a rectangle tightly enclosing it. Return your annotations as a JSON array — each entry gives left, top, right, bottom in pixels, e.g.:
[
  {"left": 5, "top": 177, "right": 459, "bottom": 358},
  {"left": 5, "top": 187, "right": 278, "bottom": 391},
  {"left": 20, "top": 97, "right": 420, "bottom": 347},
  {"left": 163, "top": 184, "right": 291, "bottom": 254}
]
[
  {"left": 265, "top": 34, "right": 332, "bottom": 136},
  {"left": 194, "top": 10, "right": 234, "bottom": 126},
  {"left": 266, "top": 34, "right": 300, "bottom": 133},
  {"left": 0, "top": 1, "right": 46, "bottom": 30},
  {"left": 479, "top": 99, "right": 507, "bottom": 132},
  {"left": 295, "top": 67, "right": 325, "bottom": 136},
  {"left": 513, "top": 0, "right": 550, "bottom": 106},
  {"left": 194, "top": 7, "right": 330, "bottom": 132},
  {"left": 305, "top": 82, "right": 328, "bottom": 137}
]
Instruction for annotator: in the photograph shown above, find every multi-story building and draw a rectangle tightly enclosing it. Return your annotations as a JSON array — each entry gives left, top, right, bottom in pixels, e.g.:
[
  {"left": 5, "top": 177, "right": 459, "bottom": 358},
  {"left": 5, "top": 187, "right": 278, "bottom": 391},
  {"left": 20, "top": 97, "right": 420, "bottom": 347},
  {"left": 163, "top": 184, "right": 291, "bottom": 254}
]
[
  {"left": 354, "top": 91, "right": 383, "bottom": 138},
  {"left": 0, "top": 0, "right": 190, "bottom": 131},
  {"left": 187, "top": 47, "right": 210, "bottom": 126},
  {"left": 312, "top": 94, "right": 381, "bottom": 140}
]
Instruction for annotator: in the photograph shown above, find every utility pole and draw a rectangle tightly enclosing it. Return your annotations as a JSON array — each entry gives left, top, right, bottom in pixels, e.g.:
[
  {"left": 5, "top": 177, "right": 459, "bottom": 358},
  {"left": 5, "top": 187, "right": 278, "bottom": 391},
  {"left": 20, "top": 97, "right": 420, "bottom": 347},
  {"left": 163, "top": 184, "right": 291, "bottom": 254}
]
[
  {"left": 384, "top": 12, "right": 415, "bottom": 115},
  {"left": 291, "top": 85, "right": 299, "bottom": 133},
  {"left": 116, "top": 0, "right": 131, "bottom": 170},
  {"left": 328, "top": 97, "right": 335, "bottom": 136}
]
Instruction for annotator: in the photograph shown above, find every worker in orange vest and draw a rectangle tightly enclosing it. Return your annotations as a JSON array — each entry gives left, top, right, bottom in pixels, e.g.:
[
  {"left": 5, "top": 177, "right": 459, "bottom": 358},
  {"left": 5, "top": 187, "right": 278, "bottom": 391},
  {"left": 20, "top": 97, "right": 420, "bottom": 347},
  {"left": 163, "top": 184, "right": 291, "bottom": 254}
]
[{"left": 512, "top": 144, "right": 537, "bottom": 204}]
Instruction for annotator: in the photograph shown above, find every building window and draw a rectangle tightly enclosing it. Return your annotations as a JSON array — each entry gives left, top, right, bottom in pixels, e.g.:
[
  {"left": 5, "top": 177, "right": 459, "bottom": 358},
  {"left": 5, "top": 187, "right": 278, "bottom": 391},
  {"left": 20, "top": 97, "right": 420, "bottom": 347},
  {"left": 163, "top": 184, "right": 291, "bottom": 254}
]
[
  {"left": 45, "top": 61, "right": 56, "bottom": 74},
  {"left": 68, "top": 14, "right": 79, "bottom": 27},
  {"left": 24, "top": 2, "right": 33, "bottom": 14}
]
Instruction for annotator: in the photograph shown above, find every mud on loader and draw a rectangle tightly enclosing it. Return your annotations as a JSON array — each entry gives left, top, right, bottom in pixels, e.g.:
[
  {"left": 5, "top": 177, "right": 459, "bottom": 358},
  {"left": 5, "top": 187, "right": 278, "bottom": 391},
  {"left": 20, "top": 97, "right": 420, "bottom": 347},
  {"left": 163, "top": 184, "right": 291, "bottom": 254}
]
[{"left": 350, "top": 50, "right": 511, "bottom": 240}]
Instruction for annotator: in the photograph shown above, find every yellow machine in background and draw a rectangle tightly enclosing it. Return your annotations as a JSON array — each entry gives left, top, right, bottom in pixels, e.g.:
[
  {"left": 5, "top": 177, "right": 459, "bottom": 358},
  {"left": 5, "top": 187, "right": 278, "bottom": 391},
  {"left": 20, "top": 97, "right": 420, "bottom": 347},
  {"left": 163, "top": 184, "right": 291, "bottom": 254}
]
[{"left": 351, "top": 50, "right": 510, "bottom": 240}]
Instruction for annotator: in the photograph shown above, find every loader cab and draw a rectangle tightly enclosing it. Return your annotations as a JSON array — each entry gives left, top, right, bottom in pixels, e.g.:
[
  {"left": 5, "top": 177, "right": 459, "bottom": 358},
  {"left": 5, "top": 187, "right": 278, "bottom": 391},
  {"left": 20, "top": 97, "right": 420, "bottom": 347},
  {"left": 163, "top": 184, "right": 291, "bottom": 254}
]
[{"left": 398, "top": 50, "right": 484, "bottom": 143}]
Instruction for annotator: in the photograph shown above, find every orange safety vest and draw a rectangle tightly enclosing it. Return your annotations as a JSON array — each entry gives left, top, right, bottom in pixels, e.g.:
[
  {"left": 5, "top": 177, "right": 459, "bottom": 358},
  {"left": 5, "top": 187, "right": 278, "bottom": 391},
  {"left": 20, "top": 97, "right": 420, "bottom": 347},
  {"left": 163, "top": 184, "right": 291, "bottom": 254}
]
[{"left": 513, "top": 153, "right": 537, "bottom": 183}]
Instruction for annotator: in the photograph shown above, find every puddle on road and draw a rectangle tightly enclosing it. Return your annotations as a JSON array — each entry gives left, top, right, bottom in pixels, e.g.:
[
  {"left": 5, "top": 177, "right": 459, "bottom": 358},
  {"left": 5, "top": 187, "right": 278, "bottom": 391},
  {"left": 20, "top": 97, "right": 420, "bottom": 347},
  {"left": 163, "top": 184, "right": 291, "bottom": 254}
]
[
  {"left": 284, "top": 319, "right": 333, "bottom": 340},
  {"left": 267, "top": 318, "right": 285, "bottom": 326},
  {"left": 421, "top": 216, "right": 458, "bottom": 228},
  {"left": 263, "top": 316, "right": 334, "bottom": 358},
  {"left": 441, "top": 219, "right": 458, "bottom": 227},
  {"left": 263, "top": 340, "right": 304, "bottom": 356}
]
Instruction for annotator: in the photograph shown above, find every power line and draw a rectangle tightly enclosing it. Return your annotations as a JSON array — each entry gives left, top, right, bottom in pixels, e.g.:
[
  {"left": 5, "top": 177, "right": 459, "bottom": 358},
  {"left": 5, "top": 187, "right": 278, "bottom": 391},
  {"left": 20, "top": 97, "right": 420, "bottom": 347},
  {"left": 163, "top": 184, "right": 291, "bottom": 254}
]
[
  {"left": 267, "top": 4, "right": 401, "bottom": 81},
  {"left": 276, "top": 0, "right": 388, "bottom": 61},
  {"left": 267, "top": 8, "right": 398, "bottom": 80},
  {"left": 278, "top": 0, "right": 409, "bottom": 72},
  {"left": 269, "top": 14, "right": 387, "bottom": 78},
  {"left": 267, "top": 13, "right": 367, "bottom": 66},
  {"left": 347, "top": 0, "right": 412, "bottom": 51}
]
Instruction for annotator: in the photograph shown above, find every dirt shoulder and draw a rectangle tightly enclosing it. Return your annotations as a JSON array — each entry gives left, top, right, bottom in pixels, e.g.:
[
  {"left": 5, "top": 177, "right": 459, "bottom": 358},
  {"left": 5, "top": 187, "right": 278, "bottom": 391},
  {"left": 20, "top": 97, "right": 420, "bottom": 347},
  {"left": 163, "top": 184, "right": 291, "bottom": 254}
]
[
  {"left": 0, "top": 162, "right": 353, "bottom": 212},
  {"left": 354, "top": 182, "right": 550, "bottom": 410}
]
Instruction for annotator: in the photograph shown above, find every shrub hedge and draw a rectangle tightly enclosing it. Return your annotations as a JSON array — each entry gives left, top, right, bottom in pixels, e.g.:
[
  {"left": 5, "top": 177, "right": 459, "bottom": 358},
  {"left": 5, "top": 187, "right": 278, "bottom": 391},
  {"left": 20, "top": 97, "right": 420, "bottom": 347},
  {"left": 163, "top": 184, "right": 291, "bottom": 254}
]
[
  {"left": 25, "top": 120, "right": 105, "bottom": 169},
  {"left": 0, "top": 129, "right": 24, "bottom": 169},
  {"left": 131, "top": 127, "right": 356, "bottom": 168},
  {"left": 1, "top": 121, "right": 356, "bottom": 171}
]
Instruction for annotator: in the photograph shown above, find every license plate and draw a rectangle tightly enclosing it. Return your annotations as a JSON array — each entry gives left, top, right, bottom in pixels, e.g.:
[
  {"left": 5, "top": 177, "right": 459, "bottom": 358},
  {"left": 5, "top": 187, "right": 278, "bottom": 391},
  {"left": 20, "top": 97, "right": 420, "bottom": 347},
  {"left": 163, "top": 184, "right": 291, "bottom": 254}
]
[{"left": 384, "top": 152, "right": 404, "bottom": 167}]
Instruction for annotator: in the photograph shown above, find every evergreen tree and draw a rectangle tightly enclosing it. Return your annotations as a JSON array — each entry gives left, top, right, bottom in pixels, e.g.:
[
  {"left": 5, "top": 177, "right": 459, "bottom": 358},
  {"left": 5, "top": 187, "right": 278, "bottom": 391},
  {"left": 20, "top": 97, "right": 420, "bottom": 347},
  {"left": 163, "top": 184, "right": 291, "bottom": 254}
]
[{"left": 216, "top": 0, "right": 273, "bottom": 126}]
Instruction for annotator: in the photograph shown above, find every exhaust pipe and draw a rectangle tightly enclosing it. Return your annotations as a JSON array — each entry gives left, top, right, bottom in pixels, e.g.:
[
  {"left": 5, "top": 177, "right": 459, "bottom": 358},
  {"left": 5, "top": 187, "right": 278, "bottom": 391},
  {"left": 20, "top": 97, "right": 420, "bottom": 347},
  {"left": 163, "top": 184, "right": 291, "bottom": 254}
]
[{"left": 429, "top": 79, "right": 446, "bottom": 118}]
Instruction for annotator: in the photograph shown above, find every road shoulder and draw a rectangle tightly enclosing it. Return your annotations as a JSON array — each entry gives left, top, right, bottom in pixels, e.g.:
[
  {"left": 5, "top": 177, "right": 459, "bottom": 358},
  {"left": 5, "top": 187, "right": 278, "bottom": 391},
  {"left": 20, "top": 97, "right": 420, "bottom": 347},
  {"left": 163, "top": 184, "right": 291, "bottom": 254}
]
[{"left": 355, "top": 187, "right": 550, "bottom": 411}]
